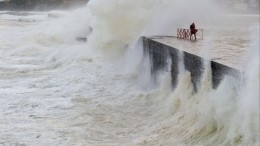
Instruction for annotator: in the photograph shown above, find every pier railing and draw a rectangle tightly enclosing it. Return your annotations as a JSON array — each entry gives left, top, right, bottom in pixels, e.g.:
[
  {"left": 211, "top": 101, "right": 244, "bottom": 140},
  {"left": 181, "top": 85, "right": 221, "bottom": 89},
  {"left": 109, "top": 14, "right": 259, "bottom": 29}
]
[{"left": 177, "top": 28, "right": 204, "bottom": 40}]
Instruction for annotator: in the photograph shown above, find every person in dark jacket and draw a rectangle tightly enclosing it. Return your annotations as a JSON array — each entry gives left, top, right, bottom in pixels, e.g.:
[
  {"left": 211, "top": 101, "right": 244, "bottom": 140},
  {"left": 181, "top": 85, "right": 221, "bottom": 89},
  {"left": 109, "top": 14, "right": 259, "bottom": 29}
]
[{"left": 190, "top": 22, "right": 198, "bottom": 41}]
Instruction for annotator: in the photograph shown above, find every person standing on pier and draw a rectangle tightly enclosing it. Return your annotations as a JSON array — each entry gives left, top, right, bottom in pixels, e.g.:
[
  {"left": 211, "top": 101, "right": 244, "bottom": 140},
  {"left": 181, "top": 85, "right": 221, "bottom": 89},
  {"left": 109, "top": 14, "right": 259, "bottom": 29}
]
[{"left": 190, "top": 22, "right": 198, "bottom": 41}]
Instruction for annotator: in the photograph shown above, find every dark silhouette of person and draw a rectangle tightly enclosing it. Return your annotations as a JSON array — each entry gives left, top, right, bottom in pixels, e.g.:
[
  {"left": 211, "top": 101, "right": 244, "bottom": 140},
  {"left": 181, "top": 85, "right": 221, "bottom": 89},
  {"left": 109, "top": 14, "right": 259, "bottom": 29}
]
[{"left": 190, "top": 22, "right": 198, "bottom": 41}]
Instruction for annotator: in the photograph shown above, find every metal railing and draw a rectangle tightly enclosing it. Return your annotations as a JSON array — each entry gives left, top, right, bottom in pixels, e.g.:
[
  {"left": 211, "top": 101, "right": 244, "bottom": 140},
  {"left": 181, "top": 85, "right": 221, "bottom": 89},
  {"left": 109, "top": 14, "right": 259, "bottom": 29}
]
[{"left": 177, "top": 28, "right": 204, "bottom": 40}]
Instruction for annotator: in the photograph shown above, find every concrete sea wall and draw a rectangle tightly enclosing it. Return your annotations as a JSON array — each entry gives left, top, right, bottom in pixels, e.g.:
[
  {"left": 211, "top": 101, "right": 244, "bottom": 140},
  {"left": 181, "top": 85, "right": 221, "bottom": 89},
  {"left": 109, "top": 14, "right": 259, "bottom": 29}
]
[{"left": 143, "top": 37, "right": 242, "bottom": 91}]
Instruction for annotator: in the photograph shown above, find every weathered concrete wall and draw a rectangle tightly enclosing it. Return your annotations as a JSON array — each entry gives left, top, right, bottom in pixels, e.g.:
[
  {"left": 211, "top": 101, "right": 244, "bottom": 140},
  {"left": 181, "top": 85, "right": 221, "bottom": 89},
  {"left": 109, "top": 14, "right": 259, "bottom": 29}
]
[{"left": 143, "top": 37, "right": 242, "bottom": 91}]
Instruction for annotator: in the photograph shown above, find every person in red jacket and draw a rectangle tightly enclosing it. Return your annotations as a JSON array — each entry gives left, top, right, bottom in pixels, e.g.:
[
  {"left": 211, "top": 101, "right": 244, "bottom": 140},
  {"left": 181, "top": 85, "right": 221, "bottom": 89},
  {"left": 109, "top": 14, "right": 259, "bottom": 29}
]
[{"left": 190, "top": 22, "right": 198, "bottom": 41}]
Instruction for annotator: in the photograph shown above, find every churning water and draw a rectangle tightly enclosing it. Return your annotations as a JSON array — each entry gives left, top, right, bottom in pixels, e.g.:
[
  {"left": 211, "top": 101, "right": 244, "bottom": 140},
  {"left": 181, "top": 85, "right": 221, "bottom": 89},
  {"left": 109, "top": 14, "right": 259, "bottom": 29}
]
[{"left": 0, "top": 0, "right": 259, "bottom": 146}]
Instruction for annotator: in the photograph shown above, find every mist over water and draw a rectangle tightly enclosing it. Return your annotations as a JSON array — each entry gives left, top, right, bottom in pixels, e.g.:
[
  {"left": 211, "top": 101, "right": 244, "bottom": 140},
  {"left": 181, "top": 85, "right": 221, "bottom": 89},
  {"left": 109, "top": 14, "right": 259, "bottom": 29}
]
[{"left": 0, "top": 0, "right": 259, "bottom": 145}]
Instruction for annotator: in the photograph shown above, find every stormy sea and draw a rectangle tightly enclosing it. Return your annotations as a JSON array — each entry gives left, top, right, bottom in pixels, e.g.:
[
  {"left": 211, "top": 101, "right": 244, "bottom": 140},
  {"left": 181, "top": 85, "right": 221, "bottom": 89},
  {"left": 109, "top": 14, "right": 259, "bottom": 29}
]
[{"left": 0, "top": 0, "right": 259, "bottom": 145}]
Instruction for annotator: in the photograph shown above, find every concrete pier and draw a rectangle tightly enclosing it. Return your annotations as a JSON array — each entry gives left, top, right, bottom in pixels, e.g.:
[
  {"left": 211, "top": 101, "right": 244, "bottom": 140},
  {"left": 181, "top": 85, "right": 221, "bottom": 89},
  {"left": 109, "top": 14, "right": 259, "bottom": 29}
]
[{"left": 143, "top": 36, "right": 242, "bottom": 90}]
